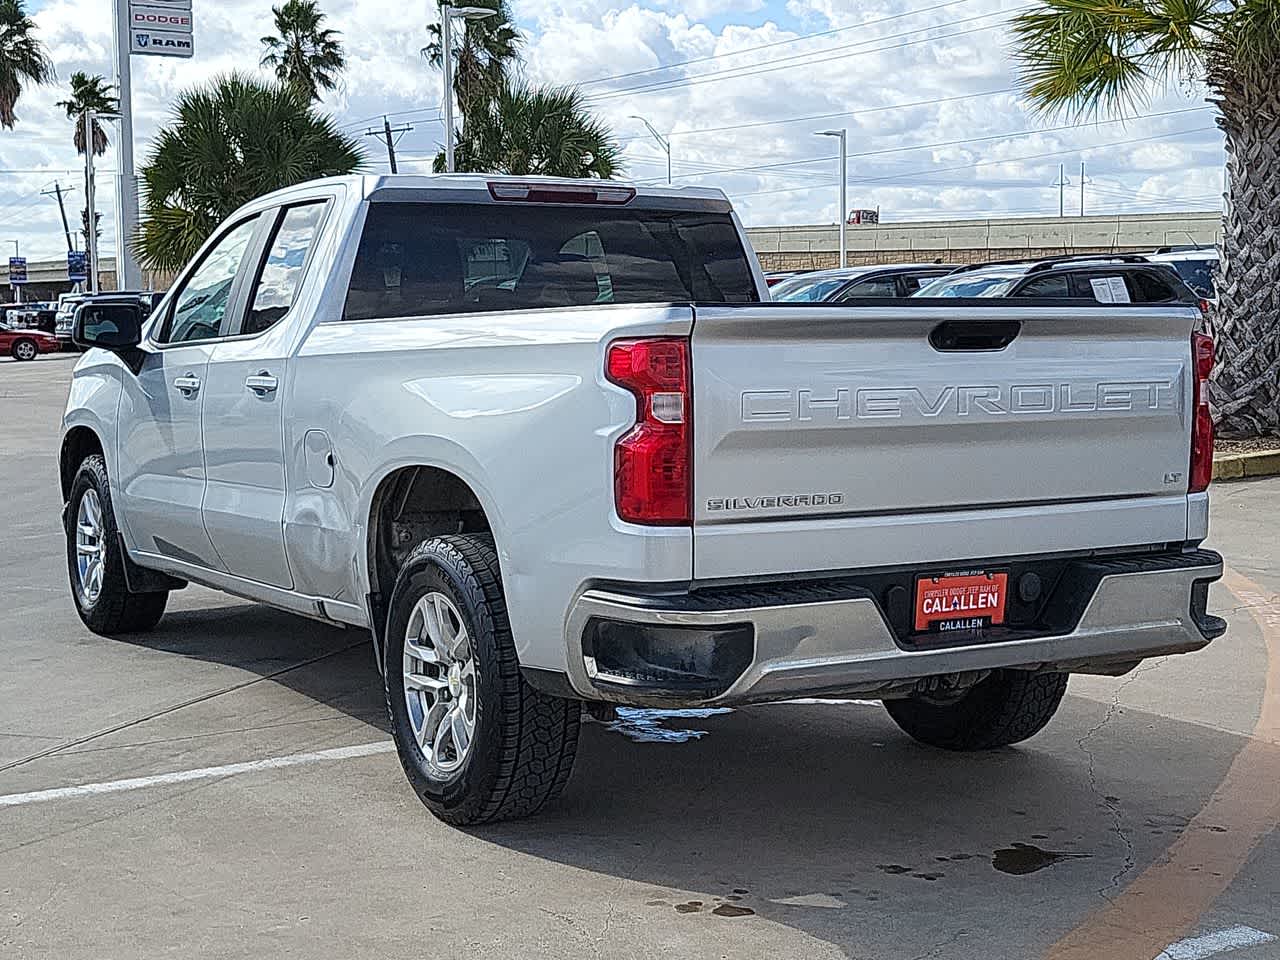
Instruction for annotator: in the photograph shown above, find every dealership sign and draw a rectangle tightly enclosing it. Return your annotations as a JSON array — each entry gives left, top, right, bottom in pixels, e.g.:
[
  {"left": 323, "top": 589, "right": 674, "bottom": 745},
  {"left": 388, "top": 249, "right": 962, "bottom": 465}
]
[
  {"left": 130, "top": 0, "right": 193, "bottom": 58},
  {"left": 68, "top": 251, "right": 88, "bottom": 283},
  {"left": 8, "top": 257, "right": 27, "bottom": 285}
]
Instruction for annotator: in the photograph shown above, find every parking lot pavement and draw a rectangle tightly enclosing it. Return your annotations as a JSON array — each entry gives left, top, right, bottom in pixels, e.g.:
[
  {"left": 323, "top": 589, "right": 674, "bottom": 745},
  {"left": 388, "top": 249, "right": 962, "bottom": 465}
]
[{"left": 2, "top": 358, "right": 1279, "bottom": 960}]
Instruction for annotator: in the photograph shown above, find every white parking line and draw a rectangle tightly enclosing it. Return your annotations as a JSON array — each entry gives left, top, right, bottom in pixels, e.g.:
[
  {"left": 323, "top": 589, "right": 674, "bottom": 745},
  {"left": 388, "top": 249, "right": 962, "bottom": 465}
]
[
  {"left": 1156, "top": 926, "right": 1278, "bottom": 960},
  {"left": 0, "top": 741, "right": 396, "bottom": 808}
]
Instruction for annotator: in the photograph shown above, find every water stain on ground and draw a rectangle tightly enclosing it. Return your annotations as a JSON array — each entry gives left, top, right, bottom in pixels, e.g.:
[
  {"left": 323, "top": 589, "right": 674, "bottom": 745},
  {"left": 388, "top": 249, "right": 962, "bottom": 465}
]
[
  {"left": 992, "top": 842, "right": 1090, "bottom": 876},
  {"left": 712, "top": 904, "right": 755, "bottom": 918},
  {"left": 674, "top": 901, "right": 703, "bottom": 914},
  {"left": 876, "top": 864, "right": 913, "bottom": 875}
]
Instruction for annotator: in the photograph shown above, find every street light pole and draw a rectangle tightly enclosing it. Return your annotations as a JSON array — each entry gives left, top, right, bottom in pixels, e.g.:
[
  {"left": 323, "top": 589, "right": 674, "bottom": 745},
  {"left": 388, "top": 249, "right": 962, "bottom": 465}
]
[
  {"left": 439, "top": 3, "right": 497, "bottom": 174},
  {"left": 816, "top": 129, "right": 848, "bottom": 268},
  {"left": 630, "top": 115, "right": 671, "bottom": 184},
  {"left": 84, "top": 110, "right": 99, "bottom": 294},
  {"left": 6, "top": 240, "right": 19, "bottom": 305}
]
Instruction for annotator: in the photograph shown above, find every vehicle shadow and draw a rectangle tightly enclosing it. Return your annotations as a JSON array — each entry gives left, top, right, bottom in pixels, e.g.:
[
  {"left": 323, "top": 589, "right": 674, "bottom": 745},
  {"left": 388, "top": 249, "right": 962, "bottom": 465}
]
[
  {"left": 114, "top": 594, "right": 390, "bottom": 734},
  {"left": 469, "top": 698, "right": 1249, "bottom": 959}
]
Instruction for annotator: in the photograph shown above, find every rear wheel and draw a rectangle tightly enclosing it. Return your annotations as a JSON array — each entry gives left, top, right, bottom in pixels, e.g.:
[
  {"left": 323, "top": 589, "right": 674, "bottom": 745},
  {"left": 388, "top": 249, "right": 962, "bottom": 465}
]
[
  {"left": 65, "top": 455, "right": 168, "bottom": 635},
  {"left": 11, "top": 338, "right": 38, "bottom": 361},
  {"left": 883, "top": 670, "right": 1068, "bottom": 750},
  {"left": 385, "top": 534, "right": 580, "bottom": 825}
]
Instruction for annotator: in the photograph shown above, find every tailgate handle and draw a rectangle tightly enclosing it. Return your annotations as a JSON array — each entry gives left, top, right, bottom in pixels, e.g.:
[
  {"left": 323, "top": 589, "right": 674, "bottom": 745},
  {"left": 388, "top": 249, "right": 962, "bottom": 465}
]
[{"left": 929, "top": 320, "right": 1021, "bottom": 352}]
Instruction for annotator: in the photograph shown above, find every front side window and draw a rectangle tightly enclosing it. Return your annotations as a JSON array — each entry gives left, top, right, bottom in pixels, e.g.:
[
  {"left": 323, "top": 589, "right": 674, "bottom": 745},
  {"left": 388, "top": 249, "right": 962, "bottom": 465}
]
[
  {"left": 1126, "top": 268, "right": 1180, "bottom": 303},
  {"left": 1012, "top": 274, "right": 1070, "bottom": 298},
  {"left": 161, "top": 216, "right": 260, "bottom": 344},
  {"left": 244, "top": 203, "right": 326, "bottom": 335},
  {"left": 839, "top": 277, "right": 898, "bottom": 299},
  {"left": 342, "top": 202, "right": 757, "bottom": 321}
]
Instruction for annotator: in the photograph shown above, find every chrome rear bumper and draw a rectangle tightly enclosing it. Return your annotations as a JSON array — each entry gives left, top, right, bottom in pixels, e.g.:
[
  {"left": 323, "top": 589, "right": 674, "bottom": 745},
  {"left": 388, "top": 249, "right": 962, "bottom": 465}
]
[{"left": 563, "top": 549, "right": 1224, "bottom": 707}]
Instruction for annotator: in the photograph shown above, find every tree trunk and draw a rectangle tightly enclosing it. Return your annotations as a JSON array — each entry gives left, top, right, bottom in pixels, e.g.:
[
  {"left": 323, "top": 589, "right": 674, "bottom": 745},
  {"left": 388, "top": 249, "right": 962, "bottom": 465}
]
[{"left": 1210, "top": 67, "right": 1280, "bottom": 437}]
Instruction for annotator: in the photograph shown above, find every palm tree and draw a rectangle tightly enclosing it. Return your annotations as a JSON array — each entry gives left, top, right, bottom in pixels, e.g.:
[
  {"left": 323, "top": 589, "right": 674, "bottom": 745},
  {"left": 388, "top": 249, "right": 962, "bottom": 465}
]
[
  {"left": 136, "top": 73, "right": 363, "bottom": 272},
  {"left": 436, "top": 82, "right": 621, "bottom": 179},
  {"left": 0, "top": 0, "right": 54, "bottom": 129},
  {"left": 259, "top": 0, "right": 346, "bottom": 103},
  {"left": 423, "top": 0, "right": 522, "bottom": 118},
  {"left": 57, "top": 73, "right": 118, "bottom": 157},
  {"left": 1011, "top": 0, "right": 1280, "bottom": 437}
]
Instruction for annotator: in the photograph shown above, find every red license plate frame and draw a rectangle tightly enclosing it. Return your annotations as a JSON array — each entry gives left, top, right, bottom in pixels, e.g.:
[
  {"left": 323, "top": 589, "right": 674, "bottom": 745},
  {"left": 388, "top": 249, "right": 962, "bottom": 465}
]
[{"left": 913, "top": 571, "right": 1008, "bottom": 633}]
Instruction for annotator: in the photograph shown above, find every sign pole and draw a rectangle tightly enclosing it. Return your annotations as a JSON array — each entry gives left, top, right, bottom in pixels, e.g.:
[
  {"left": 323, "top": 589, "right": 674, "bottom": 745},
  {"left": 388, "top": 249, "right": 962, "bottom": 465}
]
[{"left": 113, "top": 0, "right": 141, "bottom": 292}]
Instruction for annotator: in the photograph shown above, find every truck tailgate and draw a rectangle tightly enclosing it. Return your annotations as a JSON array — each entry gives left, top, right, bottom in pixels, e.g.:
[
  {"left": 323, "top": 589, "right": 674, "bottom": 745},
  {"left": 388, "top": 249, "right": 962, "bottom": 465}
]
[{"left": 691, "top": 304, "right": 1198, "bottom": 580}]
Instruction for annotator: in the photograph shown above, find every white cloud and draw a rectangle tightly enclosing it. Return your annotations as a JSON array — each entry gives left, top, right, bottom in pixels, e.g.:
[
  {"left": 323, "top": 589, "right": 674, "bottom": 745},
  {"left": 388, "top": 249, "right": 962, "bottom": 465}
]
[{"left": 0, "top": 0, "right": 1223, "bottom": 264}]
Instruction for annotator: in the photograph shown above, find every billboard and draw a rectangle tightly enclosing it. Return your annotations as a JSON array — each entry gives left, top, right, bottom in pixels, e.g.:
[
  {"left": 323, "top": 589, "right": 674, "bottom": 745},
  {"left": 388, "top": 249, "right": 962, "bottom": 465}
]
[{"left": 130, "top": 0, "right": 193, "bottom": 58}]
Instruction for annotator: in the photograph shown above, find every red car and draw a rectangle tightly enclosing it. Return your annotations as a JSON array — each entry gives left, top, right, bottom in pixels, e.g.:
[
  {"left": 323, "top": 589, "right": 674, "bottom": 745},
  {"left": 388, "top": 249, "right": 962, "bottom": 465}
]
[{"left": 0, "top": 321, "right": 59, "bottom": 361}]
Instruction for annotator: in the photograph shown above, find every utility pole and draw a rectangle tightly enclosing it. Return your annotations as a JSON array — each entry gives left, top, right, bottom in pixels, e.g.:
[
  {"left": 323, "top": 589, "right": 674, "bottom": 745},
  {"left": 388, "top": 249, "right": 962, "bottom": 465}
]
[
  {"left": 439, "top": 4, "right": 497, "bottom": 173},
  {"left": 816, "top": 129, "right": 848, "bottom": 268},
  {"left": 1052, "top": 163, "right": 1071, "bottom": 218},
  {"left": 365, "top": 116, "right": 414, "bottom": 174},
  {"left": 1079, "top": 161, "right": 1088, "bottom": 217},
  {"left": 112, "top": 0, "right": 141, "bottom": 292},
  {"left": 42, "top": 182, "right": 77, "bottom": 253}
]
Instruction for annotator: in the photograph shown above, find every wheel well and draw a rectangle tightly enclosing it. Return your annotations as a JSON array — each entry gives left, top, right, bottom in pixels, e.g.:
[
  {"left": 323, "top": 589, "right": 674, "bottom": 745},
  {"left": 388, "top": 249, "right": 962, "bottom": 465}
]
[
  {"left": 60, "top": 427, "right": 104, "bottom": 502},
  {"left": 366, "top": 466, "right": 493, "bottom": 638}
]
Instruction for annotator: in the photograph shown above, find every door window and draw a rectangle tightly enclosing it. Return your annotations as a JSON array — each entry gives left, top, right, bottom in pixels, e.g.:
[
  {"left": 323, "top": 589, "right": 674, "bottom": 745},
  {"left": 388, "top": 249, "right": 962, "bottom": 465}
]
[
  {"left": 1012, "top": 274, "right": 1071, "bottom": 298},
  {"left": 244, "top": 203, "right": 327, "bottom": 336},
  {"left": 1125, "top": 269, "right": 1180, "bottom": 303},
  {"left": 159, "top": 216, "right": 261, "bottom": 344},
  {"left": 838, "top": 277, "right": 898, "bottom": 298}
]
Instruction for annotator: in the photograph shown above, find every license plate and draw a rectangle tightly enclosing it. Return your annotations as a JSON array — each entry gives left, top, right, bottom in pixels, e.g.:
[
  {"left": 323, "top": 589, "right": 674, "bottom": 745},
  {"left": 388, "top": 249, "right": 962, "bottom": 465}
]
[{"left": 914, "top": 571, "right": 1008, "bottom": 633}]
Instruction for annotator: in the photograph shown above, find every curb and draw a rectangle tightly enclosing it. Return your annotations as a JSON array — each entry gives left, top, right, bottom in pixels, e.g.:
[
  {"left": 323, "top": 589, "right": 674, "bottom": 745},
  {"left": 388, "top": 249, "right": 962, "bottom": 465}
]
[{"left": 1213, "top": 450, "right": 1280, "bottom": 481}]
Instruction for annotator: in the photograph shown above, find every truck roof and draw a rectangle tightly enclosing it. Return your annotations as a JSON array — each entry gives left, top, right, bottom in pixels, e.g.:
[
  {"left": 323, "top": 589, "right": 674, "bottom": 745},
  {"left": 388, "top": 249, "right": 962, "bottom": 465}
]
[{"left": 248, "top": 174, "right": 733, "bottom": 210}]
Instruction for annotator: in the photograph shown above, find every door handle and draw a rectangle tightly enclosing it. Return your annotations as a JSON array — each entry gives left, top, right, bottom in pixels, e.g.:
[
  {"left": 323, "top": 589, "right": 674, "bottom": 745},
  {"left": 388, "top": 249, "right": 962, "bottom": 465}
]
[
  {"left": 173, "top": 375, "right": 201, "bottom": 395},
  {"left": 245, "top": 373, "right": 278, "bottom": 395}
]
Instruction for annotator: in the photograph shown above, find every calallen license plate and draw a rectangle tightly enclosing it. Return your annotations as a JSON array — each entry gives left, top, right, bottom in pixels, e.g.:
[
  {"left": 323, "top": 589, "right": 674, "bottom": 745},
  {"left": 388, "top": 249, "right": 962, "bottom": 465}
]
[{"left": 914, "top": 571, "right": 1008, "bottom": 633}]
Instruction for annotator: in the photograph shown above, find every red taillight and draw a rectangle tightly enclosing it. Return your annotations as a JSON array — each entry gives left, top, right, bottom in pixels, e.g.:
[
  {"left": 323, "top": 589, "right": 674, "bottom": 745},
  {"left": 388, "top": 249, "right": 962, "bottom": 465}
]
[
  {"left": 1190, "top": 332, "right": 1215, "bottom": 493},
  {"left": 1198, "top": 298, "right": 1211, "bottom": 318},
  {"left": 606, "top": 338, "right": 691, "bottom": 525}
]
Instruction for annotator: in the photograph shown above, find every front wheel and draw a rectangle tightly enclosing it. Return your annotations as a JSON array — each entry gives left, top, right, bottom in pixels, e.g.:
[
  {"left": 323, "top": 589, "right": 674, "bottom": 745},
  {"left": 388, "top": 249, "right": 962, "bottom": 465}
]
[
  {"left": 65, "top": 455, "right": 168, "bottom": 635},
  {"left": 11, "top": 338, "right": 38, "bottom": 361},
  {"left": 884, "top": 670, "right": 1068, "bottom": 750},
  {"left": 385, "top": 534, "right": 580, "bottom": 825}
]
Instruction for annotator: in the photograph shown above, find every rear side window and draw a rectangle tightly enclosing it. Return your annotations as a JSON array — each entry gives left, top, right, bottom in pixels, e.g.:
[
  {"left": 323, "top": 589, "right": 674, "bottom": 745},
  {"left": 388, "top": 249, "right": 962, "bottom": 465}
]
[
  {"left": 1126, "top": 268, "right": 1180, "bottom": 303},
  {"left": 342, "top": 202, "right": 757, "bottom": 321},
  {"left": 1168, "top": 259, "right": 1216, "bottom": 298},
  {"left": 244, "top": 202, "right": 326, "bottom": 335}
]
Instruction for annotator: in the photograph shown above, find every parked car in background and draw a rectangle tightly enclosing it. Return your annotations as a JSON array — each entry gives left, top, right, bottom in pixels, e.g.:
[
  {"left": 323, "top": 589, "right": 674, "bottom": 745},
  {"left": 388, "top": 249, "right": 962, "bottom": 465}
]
[
  {"left": 56, "top": 291, "right": 164, "bottom": 349},
  {"left": 771, "top": 263, "right": 955, "bottom": 302},
  {"left": 0, "top": 318, "right": 59, "bottom": 361},
  {"left": 914, "top": 255, "right": 1201, "bottom": 306},
  {"left": 763, "top": 269, "right": 810, "bottom": 287},
  {"left": 1148, "top": 246, "right": 1219, "bottom": 303},
  {"left": 10, "top": 302, "right": 58, "bottom": 334}
]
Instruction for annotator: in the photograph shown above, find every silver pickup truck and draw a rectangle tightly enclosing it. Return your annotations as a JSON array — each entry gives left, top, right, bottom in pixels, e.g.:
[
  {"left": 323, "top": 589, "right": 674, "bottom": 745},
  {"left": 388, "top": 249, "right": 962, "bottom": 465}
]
[{"left": 61, "top": 175, "right": 1224, "bottom": 825}]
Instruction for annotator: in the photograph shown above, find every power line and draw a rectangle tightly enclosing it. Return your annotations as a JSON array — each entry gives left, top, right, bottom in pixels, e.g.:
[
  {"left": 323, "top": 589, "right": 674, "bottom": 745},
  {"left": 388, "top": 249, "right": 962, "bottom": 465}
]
[
  {"left": 634, "top": 106, "right": 1212, "bottom": 184},
  {"left": 586, "top": 10, "right": 1028, "bottom": 104},
  {"left": 575, "top": 0, "right": 977, "bottom": 89}
]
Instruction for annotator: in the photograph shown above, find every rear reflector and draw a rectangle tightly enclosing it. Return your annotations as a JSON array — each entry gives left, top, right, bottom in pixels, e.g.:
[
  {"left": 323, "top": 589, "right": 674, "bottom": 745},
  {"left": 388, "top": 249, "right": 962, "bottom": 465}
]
[
  {"left": 488, "top": 182, "right": 636, "bottom": 205},
  {"left": 606, "top": 338, "right": 691, "bottom": 525},
  {"left": 1190, "top": 332, "right": 1214, "bottom": 493}
]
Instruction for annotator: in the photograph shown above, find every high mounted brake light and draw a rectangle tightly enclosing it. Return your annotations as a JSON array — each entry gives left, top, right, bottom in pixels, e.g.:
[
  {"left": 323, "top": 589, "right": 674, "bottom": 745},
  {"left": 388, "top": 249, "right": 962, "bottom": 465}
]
[
  {"left": 487, "top": 182, "right": 636, "bottom": 205},
  {"left": 1190, "top": 332, "right": 1215, "bottom": 494},
  {"left": 606, "top": 338, "right": 691, "bottom": 526}
]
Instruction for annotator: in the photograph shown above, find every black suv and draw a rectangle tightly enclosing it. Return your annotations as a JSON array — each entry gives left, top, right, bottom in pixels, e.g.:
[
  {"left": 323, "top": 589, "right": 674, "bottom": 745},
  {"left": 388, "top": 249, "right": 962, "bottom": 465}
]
[{"left": 913, "top": 254, "right": 1200, "bottom": 305}]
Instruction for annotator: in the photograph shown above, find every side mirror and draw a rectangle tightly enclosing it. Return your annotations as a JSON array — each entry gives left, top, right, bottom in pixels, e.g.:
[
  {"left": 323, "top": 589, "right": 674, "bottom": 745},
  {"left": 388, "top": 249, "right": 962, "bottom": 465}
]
[{"left": 73, "top": 302, "right": 144, "bottom": 352}]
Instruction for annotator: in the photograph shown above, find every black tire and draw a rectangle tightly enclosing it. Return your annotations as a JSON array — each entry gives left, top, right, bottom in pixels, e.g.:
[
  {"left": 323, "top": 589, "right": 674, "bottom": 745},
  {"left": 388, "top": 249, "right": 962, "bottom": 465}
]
[
  {"left": 883, "top": 670, "right": 1068, "bottom": 751},
  {"left": 385, "top": 534, "right": 580, "bottom": 825},
  {"left": 11, "top": 338, "right": 38, "bottom": 361},
  {"left": 65, "top": 455, "right": 168, "bottom": 635}
]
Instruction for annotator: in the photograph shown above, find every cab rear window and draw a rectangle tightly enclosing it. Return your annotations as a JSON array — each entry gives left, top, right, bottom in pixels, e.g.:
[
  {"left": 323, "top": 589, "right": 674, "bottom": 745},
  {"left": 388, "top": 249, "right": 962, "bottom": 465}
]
[{"left": 343, "top": 202, "right": 758, "bottom": 321}]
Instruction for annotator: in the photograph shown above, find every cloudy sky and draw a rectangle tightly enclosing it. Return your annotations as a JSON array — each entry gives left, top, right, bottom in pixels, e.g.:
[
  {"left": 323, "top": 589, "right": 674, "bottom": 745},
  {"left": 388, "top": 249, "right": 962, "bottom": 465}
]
[{"left": 0, "top": 0, "right": 1225, "bottom": 262}]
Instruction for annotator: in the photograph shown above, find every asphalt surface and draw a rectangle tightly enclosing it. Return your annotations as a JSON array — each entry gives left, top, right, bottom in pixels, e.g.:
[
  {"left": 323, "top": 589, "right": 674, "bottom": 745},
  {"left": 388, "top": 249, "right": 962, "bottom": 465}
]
[{"left": 3, "top": 351, "right": 1279, "bottom": 960}]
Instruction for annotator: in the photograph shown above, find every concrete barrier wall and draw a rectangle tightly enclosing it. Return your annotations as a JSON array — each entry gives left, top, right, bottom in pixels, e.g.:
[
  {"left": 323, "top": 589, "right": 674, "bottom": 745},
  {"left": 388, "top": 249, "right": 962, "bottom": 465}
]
[{"left": 746, "top": 210, "right": 1222, "bottom": 270}]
